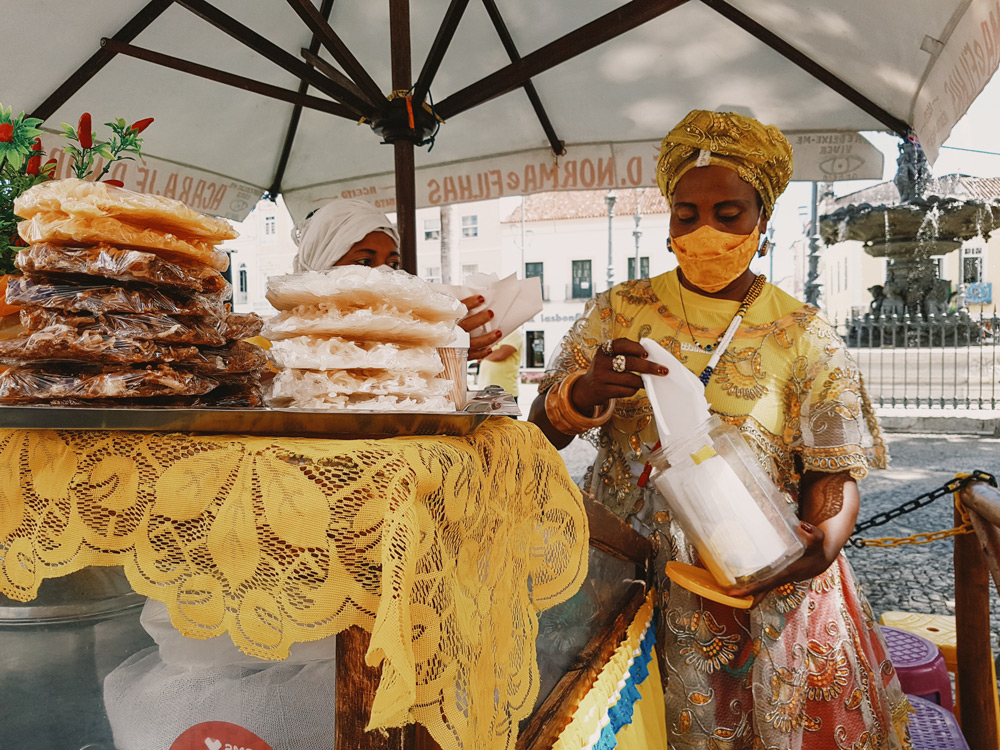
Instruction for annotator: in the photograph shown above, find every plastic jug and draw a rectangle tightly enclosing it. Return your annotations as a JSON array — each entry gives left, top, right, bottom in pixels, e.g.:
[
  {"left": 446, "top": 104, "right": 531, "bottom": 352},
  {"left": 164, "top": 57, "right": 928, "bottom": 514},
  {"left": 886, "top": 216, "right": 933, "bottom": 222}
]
[{"left": 639, "top": 338, "right": 804, "bottom": 590}]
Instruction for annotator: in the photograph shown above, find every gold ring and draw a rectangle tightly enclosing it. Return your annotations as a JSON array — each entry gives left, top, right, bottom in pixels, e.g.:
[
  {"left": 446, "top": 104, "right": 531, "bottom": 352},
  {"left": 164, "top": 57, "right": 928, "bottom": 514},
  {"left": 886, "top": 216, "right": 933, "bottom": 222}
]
[
  {"left": 602, "top": 340, "right": 615, "bottom": 356},
  {"left": 612, "top": 354, "right": 627, "bottom": 373}
]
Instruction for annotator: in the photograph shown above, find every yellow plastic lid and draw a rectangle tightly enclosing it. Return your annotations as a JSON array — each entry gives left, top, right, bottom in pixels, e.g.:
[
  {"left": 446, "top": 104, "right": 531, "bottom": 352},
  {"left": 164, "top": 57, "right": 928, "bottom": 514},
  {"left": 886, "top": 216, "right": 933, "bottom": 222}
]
[{"left": 665, "top": 561, "right": 754, "bottom": 609}]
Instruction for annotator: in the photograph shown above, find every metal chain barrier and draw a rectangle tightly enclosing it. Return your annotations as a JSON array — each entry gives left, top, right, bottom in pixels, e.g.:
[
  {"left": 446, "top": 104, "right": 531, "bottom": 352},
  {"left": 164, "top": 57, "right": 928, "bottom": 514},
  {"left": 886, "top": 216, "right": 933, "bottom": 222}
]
[{"left": 848, "top": 469, "right": 997, "bottom": 548}]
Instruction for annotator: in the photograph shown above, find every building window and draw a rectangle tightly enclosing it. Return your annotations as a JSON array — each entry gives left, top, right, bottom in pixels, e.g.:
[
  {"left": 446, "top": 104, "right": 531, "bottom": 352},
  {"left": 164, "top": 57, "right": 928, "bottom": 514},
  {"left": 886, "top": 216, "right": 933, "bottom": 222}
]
[
  {"left": 461, "top": 215, "right": 478, "bottom": 238},
  {"left": 424, "top": 266, "right": 441, "bottom": 283},
  {"left": 627, "top": 256, "right": 649, "bottom": 281},
  {"left": 525, "top": 262, "right": 546, "bottom": 300},
  {"left": 462, "top": 264, "right": 478, "bottom": 279},
  {"left": 526, "top": 331, "right": 546, "bottom": 368},
  {"left": 571, "top": 260, "right": 592, "bottom": 299},
  {"left": 423, "top": 218, "right": 440, "bottom": 240},
  {"left": 962, "top": 245, "right": 984, "bottom": 284},
  {"left": 264, "top": 215, "right": 276, "bottom": 236},
  {"left": 237, "top": 264, "right": 248, "bottom": 305}
]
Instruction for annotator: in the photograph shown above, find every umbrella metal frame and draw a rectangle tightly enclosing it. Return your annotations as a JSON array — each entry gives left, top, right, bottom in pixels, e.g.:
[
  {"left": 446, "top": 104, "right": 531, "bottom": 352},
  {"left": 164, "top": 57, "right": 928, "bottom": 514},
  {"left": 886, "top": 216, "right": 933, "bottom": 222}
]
[{"left": 30, "top": 0, "right": 909, "bottom": 273}]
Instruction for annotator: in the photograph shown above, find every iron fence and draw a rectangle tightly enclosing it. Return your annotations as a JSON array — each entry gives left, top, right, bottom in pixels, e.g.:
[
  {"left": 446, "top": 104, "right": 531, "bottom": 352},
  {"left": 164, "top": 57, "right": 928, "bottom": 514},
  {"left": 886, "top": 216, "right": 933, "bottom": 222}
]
[{"left": 837, "top": 311, "right": 1000, "bottom": 410}]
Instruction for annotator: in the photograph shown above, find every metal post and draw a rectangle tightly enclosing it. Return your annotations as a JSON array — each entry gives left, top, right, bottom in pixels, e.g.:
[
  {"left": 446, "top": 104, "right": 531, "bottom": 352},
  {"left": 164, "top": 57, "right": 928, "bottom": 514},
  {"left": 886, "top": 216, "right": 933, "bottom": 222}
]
[
  {"left": 805, "top": 181, "right": 822, "bottom": 307},
  {"left": 520, "top": 194, "right": 526, "bottom": 279},
  {"left": 632, "top": 203, "right": 642, "bottom": 280},
  {"left": 605, "top": 190, "right": 616, "bottom": 290}
]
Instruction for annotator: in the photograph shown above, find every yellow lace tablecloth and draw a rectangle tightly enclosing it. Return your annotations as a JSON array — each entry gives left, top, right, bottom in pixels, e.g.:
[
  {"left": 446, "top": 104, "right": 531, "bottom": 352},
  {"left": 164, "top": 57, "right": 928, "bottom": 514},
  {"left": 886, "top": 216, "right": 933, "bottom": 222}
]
[{"left": 0, "top": 417, "right": 588, "bottom": 750}]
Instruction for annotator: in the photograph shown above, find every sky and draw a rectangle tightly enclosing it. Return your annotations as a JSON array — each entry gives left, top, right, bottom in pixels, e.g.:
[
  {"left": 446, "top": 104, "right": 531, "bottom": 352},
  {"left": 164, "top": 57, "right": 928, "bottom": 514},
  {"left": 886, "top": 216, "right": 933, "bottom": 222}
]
[{"left": 766, "top": 71, "right": 1000, "bottom": 287}]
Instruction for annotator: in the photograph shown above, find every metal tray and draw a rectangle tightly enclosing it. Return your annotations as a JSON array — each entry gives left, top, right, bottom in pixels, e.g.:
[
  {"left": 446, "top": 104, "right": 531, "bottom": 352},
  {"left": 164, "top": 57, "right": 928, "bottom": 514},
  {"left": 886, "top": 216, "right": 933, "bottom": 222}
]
[{"left": 0, "top": 388, "right": 520, "bottom": 439}]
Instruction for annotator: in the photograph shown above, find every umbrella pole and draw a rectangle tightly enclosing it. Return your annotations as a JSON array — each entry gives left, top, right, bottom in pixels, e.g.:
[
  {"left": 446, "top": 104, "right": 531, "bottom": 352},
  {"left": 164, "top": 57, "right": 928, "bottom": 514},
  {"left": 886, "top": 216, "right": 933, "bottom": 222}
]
[{"left": 390, "top": 0, "right": 418, "bottom": 275}]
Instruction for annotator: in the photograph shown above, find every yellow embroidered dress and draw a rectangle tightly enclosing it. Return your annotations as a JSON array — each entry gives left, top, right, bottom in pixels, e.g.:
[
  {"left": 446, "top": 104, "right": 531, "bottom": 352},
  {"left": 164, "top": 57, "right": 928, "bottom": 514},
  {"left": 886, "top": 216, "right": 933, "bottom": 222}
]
[{"left": 540, "top": 270, "right": 912, "bottom": 750}]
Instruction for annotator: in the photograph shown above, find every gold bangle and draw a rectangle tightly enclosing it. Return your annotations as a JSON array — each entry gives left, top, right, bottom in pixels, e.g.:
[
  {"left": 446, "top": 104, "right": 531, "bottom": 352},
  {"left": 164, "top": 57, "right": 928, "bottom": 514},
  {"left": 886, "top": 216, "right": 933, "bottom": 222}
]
[{"left": 545, "top": 371, "right": 616, "bottom": 435}]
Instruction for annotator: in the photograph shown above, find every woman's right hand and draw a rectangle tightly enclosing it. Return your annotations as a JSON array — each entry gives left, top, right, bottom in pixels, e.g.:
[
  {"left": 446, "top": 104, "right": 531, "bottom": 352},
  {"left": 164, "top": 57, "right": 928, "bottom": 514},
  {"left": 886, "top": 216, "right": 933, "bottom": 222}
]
[{"left": 570, "top": 338, "right": 668, "bottom": 414}]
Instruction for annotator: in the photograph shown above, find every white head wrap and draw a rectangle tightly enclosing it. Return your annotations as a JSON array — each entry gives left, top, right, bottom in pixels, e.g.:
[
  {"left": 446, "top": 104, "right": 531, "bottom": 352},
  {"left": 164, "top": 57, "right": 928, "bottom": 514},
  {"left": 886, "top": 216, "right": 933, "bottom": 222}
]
[{"left": 292, "top": 199, "right": 399, "bottom": 273}]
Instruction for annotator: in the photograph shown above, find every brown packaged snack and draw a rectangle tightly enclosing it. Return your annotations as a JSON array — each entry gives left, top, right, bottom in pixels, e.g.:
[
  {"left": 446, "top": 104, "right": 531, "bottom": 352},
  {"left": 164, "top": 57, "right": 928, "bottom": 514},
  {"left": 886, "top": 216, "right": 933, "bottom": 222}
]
[
  {"left": 0, "top": 325, "right": 200, "bottom": 365},
  {"left": 6, "top": 276, "right": 227, "bottom": 317},
  {"left": 47, "top": 384, "right": 265, "bottom": 408},
  {"left": 180, "top": 341, "right": 268, "bottom": 375},
  {"left": 19, "top": 308, "right": 228, "bottom": 347},
  {"left": 16, "top": 243, "right": 230, "bottom": 294},
  {"left": 220, "top": 311, "right": 264, "bottom": 341},
  {"left": 18, "top": 213, "right": 230, "bottom": 271},
  {"left": 0, "top": 364, "right": 218, "bottom": 402}
]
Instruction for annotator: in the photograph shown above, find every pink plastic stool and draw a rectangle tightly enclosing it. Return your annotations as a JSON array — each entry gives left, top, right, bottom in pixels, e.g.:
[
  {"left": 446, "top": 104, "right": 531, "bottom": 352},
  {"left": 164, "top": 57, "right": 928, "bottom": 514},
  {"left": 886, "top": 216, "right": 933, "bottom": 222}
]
[
  {"left": 906, "top": 694, "right": 969, "bottom": 750},
  {"left": 882, "top": 625, "right": 954, "bottom": 711}
]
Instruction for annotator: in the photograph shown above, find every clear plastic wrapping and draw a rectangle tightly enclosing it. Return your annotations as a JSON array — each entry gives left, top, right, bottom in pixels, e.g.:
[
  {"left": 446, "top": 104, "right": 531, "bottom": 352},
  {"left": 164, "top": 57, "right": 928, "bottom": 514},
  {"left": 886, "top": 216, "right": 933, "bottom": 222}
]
[
  {"left": 6, "top": 276, "right": 227, "bottom": 317},
  {"left": 267, "top": 336, "right": 444, "bottom": 374},
  {"left": 20, "top": 309, "right": 228, "bottom": 346},
  {"left": 181, "top": 341, "right": 267, "bottom": 374},
  {"left": 648, "top": 415, "right": 804, "bottom": 587},
  {"left": 220, "top": 311, "right": 264, "bottom": 341},
  {"left": 16, "top": 243, "right": 230, "bottom": 294},
  {"left": 47, "top": 383, "right": 265, "bottom": 408},
  {"left": 17, "top": 213, "right": 230, "bottom": 271},
  {"left": 267, "top": 368, "right": 451, "bottom": 406},
  {"left": 268, "top": 392, "right": 455, "bottom": 412},
  {"left": 262, "top": 301, "right": 456, "bottom": 346},
  {"left": 0, "top": 364, "right": 218, "bottom": 402},
  {"left": 14, "top": 177, "right": 238, "bottom": 243},
  {"left": 265, "top": 265, "right": 465, "bottom": 322},
  {"left": 0, "top": 325, "right": 200, "bottom": 365}
]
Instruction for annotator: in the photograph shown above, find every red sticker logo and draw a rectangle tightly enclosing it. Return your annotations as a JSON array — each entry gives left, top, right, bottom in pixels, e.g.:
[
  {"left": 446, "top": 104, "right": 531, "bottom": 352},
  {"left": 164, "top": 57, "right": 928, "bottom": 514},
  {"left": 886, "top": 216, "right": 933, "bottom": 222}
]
[{"left": 170, "top": 721, "right": 274, "bottom": 750}]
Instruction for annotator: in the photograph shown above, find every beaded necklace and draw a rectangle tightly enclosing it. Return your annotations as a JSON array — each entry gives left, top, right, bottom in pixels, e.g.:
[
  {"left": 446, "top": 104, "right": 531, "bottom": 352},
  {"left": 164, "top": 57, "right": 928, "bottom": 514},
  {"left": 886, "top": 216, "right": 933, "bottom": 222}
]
[
  {"left": 636, "top": 273, "right": 766, "bottom": 489},
  {"left": 676, "top": 273, "right": 765, "bottom": 386}
]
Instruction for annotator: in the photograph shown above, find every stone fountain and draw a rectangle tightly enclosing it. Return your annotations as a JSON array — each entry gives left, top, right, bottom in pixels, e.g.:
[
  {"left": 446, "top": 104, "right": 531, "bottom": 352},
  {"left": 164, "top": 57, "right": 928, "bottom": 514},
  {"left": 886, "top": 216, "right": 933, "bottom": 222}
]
[{"left": 819, "top": 139, "right": 1000, "bottom": 344}]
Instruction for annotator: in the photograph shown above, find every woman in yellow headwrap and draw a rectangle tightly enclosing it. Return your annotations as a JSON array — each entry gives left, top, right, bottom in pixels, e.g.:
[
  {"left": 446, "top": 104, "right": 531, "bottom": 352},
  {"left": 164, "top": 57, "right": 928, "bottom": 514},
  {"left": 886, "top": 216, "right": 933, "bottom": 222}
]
[{"left": 529, "top": 111, "right": 912, "bottom": 749}]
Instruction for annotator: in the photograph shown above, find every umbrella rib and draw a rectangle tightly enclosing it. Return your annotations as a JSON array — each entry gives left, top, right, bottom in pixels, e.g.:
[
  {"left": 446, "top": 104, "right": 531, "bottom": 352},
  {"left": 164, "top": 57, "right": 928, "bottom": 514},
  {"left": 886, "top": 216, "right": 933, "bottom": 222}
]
[
  {"left": 480, "top": 0, "right": 565, "bottom": 157},
  {"left": 173, "top": 0, "right": 371, "bottom": 118},
  {"left": 302, "top": 50, "right": 373, "bottom": 110},
  {"left": 700, "top": 0, "right": 910, "bottom": 136},
  {"left": 268, "top": 0, "right": 338, "bottom": 199},
  {"left": 282, "top": 0, "right": 388, "bottom": 113},
  {"left": 102, "top": 39, "right": 359, "bottom": 120},
  {"left": 31, "top": 0, "right": 175, "bottom": 121},
  {"left": 435, "top": 0, "right": 692, "bottom": 120},
  {"left": 412, "top": 0, "right": 473, "bottom": 106}
]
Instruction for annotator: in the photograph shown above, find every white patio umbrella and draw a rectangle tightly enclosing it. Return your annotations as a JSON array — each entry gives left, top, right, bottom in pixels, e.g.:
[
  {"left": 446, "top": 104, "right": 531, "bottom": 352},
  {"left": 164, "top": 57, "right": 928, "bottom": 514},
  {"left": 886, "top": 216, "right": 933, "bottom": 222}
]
[{"left": 4, "top": 0, "right": 999, "bottom": 271}]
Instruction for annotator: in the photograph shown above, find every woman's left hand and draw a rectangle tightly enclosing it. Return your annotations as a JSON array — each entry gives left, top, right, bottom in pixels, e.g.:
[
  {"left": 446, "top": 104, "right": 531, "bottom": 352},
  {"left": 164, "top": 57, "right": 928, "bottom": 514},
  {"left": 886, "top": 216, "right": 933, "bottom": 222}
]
[
  {"left": 458, "top": 294, "right": 503, "bottom": 361},
  {"left": 724, "top": 521, "right": 830, "bottom": 608},
  {"left": 724, "top": 470, "right": 859, "bottom": 608}
]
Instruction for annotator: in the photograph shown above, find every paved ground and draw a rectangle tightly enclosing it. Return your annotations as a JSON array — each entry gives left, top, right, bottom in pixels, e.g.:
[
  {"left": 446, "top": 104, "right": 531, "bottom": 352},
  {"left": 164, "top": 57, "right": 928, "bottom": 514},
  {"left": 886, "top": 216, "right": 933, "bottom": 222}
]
[{"left": 516, "top": 383, "right": 1000, "bottom": 650}]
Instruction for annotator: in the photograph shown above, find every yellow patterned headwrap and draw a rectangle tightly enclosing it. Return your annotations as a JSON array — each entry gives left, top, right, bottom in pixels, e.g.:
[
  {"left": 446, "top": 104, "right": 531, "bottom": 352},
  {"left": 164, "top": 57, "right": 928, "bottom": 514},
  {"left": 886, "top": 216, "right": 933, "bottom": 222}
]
[{"left": 656, "top": 110, "right": 793, "bottom": 218}]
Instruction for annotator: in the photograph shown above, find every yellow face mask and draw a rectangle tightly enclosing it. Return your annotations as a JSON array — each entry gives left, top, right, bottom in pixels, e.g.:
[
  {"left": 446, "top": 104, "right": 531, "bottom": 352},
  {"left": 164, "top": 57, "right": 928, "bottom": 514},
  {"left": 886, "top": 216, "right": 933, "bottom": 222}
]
[{"left": 670, "top": 224, "right": 761, "bottom": 293}]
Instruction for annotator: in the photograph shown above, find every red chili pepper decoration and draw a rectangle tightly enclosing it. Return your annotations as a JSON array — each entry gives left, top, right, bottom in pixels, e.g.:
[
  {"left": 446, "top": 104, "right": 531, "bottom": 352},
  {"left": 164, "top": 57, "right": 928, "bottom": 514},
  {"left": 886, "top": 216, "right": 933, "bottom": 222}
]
[
  {"left": 42, "top": 158, "right": 58, "bottom": 177},
  {"left": 78, "top": 113, "right": 93, "bottom": 149},
  {"left": 0, "top": 123, "right": 12, "bottom": 143},
  {"left": 130, "top": 117, "right": 154, "bottom": 134},
  {"left": 25, "top": 137, "right": 42, "bottom": 175},
  {"left": 102, "top": 179, "right": 125, "bottom": 188}
]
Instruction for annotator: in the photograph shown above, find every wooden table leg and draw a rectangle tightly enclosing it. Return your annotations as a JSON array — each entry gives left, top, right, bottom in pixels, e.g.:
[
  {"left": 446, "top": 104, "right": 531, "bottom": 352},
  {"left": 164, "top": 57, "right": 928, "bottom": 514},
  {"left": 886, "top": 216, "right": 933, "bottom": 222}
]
[{"left": 335, "top": 626, "right": 439, "bottom": 750}]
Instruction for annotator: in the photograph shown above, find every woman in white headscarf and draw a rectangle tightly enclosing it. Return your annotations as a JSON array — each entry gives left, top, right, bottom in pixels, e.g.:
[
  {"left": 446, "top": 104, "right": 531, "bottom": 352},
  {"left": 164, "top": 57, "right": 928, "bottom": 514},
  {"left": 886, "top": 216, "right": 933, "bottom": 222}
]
[{"left": 292, "top": 199, "right": 500, "bottom": 360}]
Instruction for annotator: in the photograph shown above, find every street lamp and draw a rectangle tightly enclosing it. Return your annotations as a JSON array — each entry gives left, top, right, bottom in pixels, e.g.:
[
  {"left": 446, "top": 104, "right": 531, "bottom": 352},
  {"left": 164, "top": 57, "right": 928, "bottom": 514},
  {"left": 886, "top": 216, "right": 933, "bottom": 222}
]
[
  {"left": 632, "top": 203, "right": 642, "bottom": 280},
  {"left": 605, "top": 190, "right": 616, "bottom": 290}
]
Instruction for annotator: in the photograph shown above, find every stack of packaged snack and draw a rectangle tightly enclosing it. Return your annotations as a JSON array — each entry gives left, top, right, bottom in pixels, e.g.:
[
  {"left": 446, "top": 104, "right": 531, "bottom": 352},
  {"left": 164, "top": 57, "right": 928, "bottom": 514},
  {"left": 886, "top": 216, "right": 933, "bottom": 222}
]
[
  {"left": 0, "top": 178, "right": 266, "bottom": 406},
  {"left": 263, "top": 265, "right": 467, "bottom": 410}
]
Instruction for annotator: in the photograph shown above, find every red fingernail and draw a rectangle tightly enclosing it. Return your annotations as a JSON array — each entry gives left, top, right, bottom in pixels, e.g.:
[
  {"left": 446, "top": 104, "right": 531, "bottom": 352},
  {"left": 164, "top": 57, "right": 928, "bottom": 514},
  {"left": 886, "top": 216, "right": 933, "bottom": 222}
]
[
  {"left": 495, "top": 330, "right": 503, "bottom": 338},
  {"left": 477, "top": 296, "right": 485, "bottom": 304},
  {"left": 801, "top": 522, "right": 814, "bottom": 532},
  {"left": 658, "top": 367, "right": 668, "bottom": 375},
  {"left": 643, "top": 352, "right": 648, "bottom": 358},
  {"left": 488, "top": 310, "right": 495, "bottom": 319}
]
